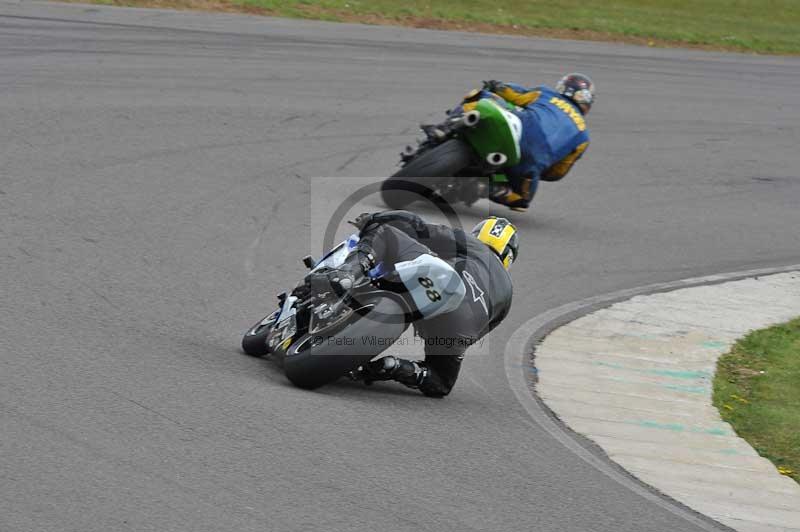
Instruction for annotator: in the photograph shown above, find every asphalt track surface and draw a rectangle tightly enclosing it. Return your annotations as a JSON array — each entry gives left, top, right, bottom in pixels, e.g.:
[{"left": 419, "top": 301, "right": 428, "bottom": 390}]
[{"left": 2, "top": 2, "right": 799, "bottom": 531}]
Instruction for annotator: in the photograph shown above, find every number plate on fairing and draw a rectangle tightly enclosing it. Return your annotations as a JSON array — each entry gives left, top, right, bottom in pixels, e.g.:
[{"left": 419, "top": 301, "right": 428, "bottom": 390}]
[{"left": 394, "top": 254, "right": 466, "bottom": 319}]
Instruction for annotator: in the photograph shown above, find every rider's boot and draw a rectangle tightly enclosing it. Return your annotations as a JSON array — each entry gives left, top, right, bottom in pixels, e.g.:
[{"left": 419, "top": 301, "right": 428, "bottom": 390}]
[
  {"left": 489, "top": 186, "right": 530, "bottom": 212},
  {"left": 358, "top": 356, "right": 428, "bottom": 389},
  {"left": 489, "top": 177, "right": 533, "bottom": 212}
]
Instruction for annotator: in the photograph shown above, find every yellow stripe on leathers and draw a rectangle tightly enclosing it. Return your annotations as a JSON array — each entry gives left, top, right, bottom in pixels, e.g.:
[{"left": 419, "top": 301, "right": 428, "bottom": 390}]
[
  {"left": 495, "top": 87, "right": 541, "bottom": 107},
  {"left": 544, "top": 141, "right": 589, "bottom": 179},
  {"left": 549, "top": 97, "right": 586, "bottom": 131}
]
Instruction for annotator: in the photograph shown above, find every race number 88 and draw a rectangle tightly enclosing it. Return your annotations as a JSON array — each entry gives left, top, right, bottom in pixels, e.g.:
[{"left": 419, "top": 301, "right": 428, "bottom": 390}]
[{"left": 418, "top": 276, "right": 441, "bottom": 302}]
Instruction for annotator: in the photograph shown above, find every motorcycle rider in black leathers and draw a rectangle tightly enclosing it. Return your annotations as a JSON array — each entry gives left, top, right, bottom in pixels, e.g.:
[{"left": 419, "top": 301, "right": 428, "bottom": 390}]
[{"left": 312, "top": 210, "right": 516, "bottom": 397}]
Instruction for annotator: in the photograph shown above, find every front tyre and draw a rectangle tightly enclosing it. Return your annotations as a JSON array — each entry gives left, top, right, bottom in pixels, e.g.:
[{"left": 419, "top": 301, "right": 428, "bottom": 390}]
[
  {"left": 381, "top": 139, "right": 474, "bottom": 209},
  {"left": 241, "top": 312, "right": 277, "bottom": 357},
  {"left": 283, "top": 296, "right": 409, "bottom": 390}
]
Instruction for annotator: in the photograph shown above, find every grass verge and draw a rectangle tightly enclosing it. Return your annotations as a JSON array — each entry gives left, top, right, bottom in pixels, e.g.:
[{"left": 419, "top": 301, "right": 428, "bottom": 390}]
[
  {"left": 61, "top": 0, "right": 800, "bottom": 55},
  {"left": 713, "top": 318, "right": 800, "bottom": 483}
]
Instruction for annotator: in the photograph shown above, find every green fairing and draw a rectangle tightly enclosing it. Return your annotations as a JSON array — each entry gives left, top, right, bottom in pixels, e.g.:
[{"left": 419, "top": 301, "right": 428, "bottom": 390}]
[{"left": 463, "top": 99, "right": 522, "bottom": 167}]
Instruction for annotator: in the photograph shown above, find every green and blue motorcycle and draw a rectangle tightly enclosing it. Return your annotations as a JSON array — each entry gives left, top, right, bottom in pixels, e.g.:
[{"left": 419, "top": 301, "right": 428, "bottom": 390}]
[{"left": 381, "top": 96, "right": 523, "bottom": 209}]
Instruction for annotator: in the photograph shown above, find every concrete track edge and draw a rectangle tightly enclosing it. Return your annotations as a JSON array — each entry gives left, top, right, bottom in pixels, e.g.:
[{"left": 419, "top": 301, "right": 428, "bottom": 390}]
[{"left": 504, "top": 263, "right": 800, "bottom": 531}]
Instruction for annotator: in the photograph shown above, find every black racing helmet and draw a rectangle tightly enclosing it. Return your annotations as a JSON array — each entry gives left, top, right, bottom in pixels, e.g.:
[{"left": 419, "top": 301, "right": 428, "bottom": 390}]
[{"left": 556, "top": 73, "right": 595, "bottom": 112}]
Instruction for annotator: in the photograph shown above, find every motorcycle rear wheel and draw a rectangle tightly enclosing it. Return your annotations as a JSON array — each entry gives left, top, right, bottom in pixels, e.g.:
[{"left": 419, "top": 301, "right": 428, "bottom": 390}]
[
  {"left": 283, "top": 295, "right": 409, "bottom": 390},
  {"left": 381, "top": 139, "right": 474, "bottom": 209}
]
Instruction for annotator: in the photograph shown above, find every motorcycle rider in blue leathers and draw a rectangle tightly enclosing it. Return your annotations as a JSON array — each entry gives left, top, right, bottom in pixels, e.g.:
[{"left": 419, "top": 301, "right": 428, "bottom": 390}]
[{"left": 460, "top": 73, "right": 595, "bottom": 212}]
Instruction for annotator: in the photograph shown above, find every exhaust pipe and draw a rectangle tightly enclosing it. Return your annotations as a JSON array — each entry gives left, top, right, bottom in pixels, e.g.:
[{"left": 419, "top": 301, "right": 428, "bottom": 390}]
[
  {"left": 463, "top": 110, "right": 480, "bottom": 127},
  {"left": 486, "top": 152, "right": 507, "bottom": 166}
]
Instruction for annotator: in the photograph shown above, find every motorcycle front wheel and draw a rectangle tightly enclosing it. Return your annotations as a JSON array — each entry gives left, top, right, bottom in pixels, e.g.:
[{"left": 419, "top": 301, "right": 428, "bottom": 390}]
[{"left": 241, "top": 310, "right": 279, "bottom": 357}]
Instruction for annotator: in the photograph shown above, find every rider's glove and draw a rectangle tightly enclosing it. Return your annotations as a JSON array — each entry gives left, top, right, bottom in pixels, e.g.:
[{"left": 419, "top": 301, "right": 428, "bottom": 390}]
[
  {"left": 349, "top": 212, "right": 375, "bottom": 232},
  {"left": 305, "top": 267, "right": 356, "bottom": 297},
  {"left": 482, "top": 79, "right": 505, "bottom": 93},
  {"left": 305, "top": 245, "right": 375, "bottom": 297}
]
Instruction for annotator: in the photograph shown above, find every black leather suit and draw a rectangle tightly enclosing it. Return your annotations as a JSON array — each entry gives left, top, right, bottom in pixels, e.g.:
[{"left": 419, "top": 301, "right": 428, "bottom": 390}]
[{"left": 355, "top": 211, "right": 513, "bottom": 396}]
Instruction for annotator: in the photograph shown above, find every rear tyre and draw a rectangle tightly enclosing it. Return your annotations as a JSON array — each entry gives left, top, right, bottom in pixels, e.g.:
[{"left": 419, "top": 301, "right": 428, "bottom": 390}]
[
  {"left": 283, "top": 296, "right": 409, "bottom": 390},
  {"left": 381, "top": 139, "right": 474, "bottom": 209}
]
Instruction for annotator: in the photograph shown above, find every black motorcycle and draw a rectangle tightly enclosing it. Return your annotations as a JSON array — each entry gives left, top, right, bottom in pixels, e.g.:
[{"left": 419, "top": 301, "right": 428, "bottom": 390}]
[{"left": 242, "top": 234, "right": 465, "bottom": 389}]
